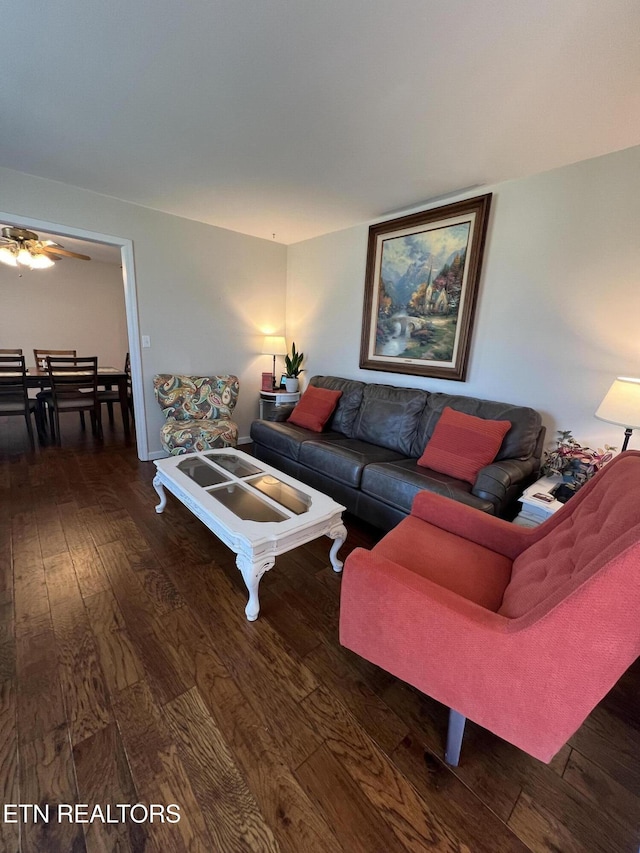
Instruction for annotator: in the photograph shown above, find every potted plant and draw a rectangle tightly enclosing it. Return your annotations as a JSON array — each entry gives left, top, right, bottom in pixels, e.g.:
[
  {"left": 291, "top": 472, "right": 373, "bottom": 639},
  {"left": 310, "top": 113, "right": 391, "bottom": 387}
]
[
  {"left": 284, "top": 342, "right": 304, "bottom": 392},
  {"left": 540, "top": 430, "right": 615, "bottom": 500}
]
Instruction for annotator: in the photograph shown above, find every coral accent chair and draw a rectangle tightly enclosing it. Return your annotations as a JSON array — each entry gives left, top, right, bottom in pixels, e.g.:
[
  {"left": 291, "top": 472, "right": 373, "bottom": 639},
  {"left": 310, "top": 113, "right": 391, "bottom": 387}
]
[
  {"left": 339, "top": 450, "right": 640, "bottom": 765},
  {"left": 154, "top": 374, "right": 239, "bottom": 455}
]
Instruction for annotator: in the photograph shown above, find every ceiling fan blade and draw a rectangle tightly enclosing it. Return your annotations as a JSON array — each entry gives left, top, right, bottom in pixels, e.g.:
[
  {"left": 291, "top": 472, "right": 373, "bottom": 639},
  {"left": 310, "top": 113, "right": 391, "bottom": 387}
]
[{"left": 41, "top": 246, "right": 91, "bottom": 260}]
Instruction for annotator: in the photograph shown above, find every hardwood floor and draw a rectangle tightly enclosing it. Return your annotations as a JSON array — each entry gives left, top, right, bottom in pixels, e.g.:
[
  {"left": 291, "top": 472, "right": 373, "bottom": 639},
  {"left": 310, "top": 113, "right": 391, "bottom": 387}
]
[{"left": 1, "top": 414, "right": 639, "bottom": 852}]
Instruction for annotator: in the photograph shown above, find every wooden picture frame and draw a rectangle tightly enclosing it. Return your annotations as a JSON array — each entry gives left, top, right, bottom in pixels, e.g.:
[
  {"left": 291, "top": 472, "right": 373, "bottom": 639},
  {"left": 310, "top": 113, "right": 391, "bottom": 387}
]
[{"left": 359, "top": 193, "right": 492, "bottom": 381}]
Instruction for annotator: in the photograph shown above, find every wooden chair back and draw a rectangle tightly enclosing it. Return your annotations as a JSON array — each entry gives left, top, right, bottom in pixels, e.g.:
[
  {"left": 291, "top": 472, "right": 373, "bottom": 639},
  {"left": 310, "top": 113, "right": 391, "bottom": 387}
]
[
  {"left": 33, "top": 348, "right": 76, "bottom": 368},
  {"left": 0, "top": 348, "right": 23, "bottom": 356},
  {"left": 0, "top": 355, "right": 37, "bottom": 448},
  {"left": 0, "top": 354, "right": 29, "bottom": 399},
  {"left": 46, "top": 356, "right": 99, "bottom": 399}
]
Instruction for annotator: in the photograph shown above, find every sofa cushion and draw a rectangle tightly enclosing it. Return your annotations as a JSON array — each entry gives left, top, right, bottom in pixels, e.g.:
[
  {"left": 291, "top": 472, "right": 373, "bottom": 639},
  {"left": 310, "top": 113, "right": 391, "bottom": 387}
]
[
  {"left": 287, "top": 386, "right": 342, "bottom": 432},
  {"left": 352, "top": 383, "right": 428, "bottom": 456},
  {"left": 411, "top": 392, "right": 541, "bottom": 461},
  {"left": 160, "top": 418, "right": 238, "bottom": 455},
  {"left": 361, "top": 459, "right": 495, "bottom": 514},
  {"left": 309, "top": 376, "right": 365, "bottom": 437},
  {"left": 417, "top": 407, "right": 511, "bottom": 485},
  {"left": 299, "top": 439, "right": 405, "bottom": 488},
  {"left": 250, "top": 419, "right": 344, "bottom": 462}
]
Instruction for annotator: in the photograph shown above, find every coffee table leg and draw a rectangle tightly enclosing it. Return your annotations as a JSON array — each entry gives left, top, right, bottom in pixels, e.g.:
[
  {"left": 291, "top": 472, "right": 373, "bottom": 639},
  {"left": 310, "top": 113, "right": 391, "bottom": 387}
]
[
  {"left": 153, "top": 475, "right": 167, "bottom": 513},
  {"left": 328, "top": 522, "right": 347, "bottom": 573},
  {"left": 236, "top": 554, "right": 275, "bottom": 621}
]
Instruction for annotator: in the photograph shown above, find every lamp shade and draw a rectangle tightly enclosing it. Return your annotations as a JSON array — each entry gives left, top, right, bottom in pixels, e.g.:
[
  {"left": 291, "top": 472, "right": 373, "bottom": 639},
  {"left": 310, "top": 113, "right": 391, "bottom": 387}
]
[
  {"left": 0, "top": 247, "right": 18, "bottom": 266},
  {"left": 261, "top": 335, "right": 287, "bottom": 356},
  {"left": 595, "top": 377, "right": 640, "bottom": 429},
  {"left": 29, "top": 253, "right": 55, "bottom": 269}
]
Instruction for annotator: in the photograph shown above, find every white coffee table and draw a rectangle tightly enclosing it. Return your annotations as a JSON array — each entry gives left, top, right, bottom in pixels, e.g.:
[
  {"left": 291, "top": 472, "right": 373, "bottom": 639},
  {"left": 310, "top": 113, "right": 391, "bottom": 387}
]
[{"left": 153, "top": 448, "right": 347, "bottom": 621}]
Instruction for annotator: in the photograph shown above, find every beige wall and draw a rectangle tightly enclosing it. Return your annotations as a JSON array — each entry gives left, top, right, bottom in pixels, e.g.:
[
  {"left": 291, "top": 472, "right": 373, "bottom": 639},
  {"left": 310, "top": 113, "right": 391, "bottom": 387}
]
[
  {"left": 286, "top": 145, "right": 640, "bottom": 453},
  {"left": 0, "top": 166, "right": 288, "bottom": 456},
  {"left": 4, "top": 144, "right": 639, "bottom": 461},
  {"left": 0, "top": 257, "right": 128, "bottom": 368}
]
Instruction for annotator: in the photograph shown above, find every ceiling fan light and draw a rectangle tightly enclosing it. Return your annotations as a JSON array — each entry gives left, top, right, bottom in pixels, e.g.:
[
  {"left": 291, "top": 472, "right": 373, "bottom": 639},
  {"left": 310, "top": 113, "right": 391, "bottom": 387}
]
[
  {"left": 29, "top": 253, "right": 55, "bottom": 269},
  {"left": 16, "top": 247, "right": 33, "bottom": 266},
  {"left": 0, "top": 246, "right": 18, "bottom": 266}
]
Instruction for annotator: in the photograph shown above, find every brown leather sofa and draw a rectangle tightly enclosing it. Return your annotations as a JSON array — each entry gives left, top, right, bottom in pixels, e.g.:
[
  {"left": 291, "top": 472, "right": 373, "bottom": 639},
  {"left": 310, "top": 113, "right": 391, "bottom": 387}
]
[{"left": 250, "top": 375, "right": 545, "bottom": 531}]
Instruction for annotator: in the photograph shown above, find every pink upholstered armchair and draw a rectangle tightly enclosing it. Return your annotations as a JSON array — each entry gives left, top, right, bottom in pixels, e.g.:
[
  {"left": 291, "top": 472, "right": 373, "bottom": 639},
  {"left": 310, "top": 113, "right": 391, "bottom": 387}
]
[{"left": 339, "top": 450, "right": 640, "bottom": 765}]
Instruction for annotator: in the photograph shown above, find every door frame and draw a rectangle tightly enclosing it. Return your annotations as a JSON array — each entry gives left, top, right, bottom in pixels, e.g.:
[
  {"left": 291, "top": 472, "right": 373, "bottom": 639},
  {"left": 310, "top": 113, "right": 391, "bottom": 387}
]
[{"left": 0, "top": 210, "right": 148, "bottom": 460}]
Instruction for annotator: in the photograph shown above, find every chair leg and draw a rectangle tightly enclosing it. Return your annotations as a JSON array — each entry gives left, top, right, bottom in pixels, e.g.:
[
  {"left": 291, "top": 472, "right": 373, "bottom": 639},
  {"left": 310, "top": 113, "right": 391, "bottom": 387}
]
[
  {"left": 54, "top": 409, "right": 62, "bottom": 446},
  {"left": 36, "top": 399, "right": 47, "bottom": 440},
  {"left": 48, "top": 404, "right": 56, "bottom": 440},
  {"left": 106, "top": 401, "right": 114, "bottom": 424},
  {"left": 24, "top": 412, "right": 35, "bottom": 451},
  {"left": 94, "top": 406, "right": 103, "bottom": 440},
  {"left": 445, "top": 709, "right": 466, "bottom": 766},
  {"left": 79, "top": 411, "right": 86, "bottom": 430}
]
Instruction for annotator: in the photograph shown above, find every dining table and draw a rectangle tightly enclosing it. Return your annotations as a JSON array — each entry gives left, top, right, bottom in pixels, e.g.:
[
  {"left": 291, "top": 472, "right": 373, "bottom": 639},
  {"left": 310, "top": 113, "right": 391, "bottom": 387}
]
[{"left": 26, "top": 365, "right": 131, "bottom": 438}]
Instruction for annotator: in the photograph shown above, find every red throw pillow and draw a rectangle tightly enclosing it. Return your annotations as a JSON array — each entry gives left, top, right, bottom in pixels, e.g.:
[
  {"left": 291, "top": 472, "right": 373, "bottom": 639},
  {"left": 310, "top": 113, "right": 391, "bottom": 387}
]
[
  {"left": 417, "top": 407, "right": 511, "bottom": 484},
  {"left": 287, "top": 386, "right": 342, "bottom": 432}
]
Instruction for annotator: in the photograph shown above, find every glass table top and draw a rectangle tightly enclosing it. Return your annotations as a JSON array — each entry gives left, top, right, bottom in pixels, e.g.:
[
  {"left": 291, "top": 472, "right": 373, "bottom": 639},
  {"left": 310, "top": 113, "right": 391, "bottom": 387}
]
[
  {"left": 248, "top": 474, "right": 311, "bottom": 515},
  {"left": 204, "top": 452, "right": 262, "bottom": 478},
  {"left": 177, "top": 452, "right": 312, "bottom": 522},
  {"left": 207, "top": 483, "right": 288, "bottom": 522},
  {"left": 177, "top": 457, "right": 230, "bottom": 487}
]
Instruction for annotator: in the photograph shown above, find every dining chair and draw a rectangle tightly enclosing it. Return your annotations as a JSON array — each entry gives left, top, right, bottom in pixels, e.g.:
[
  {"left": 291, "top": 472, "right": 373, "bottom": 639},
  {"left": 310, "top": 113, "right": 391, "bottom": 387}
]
[
  {"left": 126, "top": 352, "right": 134, "bottom": 422},
  {"left": 44, "top": 356, "right": 102, "bottom": 445},
  {"left": 97, "top": 352, "right": 133, "bottom": 426},
  {"left": 0, "top": 355, "right": 42, "bottom": 449},
  {"left": 33, "top": 348, "right": 86, "bottom": 431},
  {"left": 0, "top": 348, "right": 23, "bottom": 356}
]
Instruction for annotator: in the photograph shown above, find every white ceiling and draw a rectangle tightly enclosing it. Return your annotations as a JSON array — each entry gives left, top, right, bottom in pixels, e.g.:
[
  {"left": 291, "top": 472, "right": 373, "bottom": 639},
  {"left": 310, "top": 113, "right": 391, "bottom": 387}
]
[{"left": 1, "top": 0, "right": 639, "bottom": 245}]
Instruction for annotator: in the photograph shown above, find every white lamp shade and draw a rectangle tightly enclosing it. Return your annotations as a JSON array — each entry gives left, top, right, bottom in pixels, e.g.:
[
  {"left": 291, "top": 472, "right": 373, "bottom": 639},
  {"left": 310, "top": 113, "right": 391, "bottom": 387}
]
[
  {"left": 261, "top": 335, "right": 287, "bottom": 356},
  {"left": 16, "top": 247, "right": 32, "bottom": 266},
  {"left": 29, "top": 253, "right": 55, "bottom": 269},
  {"left": 595, "top": 377, "right": 640, "bottom": 429},
  {"left": 0, "top": 247, "right": 18, "bottom": 266}
]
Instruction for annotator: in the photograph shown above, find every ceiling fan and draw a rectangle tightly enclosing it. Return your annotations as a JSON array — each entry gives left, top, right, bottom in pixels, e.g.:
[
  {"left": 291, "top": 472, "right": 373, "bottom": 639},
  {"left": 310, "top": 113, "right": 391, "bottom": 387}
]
[{"left": 0, "top": 226, "right": 91, "bottom": 269}]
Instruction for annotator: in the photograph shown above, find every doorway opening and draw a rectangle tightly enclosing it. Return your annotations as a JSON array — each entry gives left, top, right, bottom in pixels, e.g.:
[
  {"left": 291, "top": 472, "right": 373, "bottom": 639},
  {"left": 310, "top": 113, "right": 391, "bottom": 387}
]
[{"left": 0, "top": 210, "right": 148, "bottom": 460}]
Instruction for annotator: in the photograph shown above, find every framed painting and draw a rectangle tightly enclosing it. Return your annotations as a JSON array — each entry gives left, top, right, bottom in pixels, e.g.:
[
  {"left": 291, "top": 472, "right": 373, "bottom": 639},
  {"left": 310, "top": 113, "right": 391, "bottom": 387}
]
[{"left": 359, "top": 193, "right": 492, "bottom": 381}]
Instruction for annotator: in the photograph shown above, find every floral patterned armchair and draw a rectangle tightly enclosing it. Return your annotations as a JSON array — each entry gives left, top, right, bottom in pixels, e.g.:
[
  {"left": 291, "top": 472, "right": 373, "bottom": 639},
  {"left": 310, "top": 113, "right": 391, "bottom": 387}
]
[{"left": 153, "top": 374, "right": 239, "bottom": 455}]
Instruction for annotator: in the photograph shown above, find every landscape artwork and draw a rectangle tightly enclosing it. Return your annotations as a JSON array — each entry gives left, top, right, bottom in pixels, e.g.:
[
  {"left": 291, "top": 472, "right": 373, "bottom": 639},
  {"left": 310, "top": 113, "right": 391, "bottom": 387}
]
[{"left": 360, "top": 194, "right": 492, "bottom": 381}]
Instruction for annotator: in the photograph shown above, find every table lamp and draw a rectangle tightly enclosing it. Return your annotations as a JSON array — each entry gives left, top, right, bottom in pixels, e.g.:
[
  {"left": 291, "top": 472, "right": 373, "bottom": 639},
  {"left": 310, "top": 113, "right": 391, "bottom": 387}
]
[
  {"left": 261, "top": 335, "right": 287, "bottom": 390},
  {"left": 595, "top": 376, "right": 640, "bottom": 451}
]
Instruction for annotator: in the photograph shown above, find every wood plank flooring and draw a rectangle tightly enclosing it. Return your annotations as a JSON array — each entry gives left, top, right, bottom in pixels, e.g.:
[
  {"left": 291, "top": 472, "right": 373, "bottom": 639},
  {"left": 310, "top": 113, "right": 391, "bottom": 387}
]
[{"left": 1, "top": 414, "right": 639, "bottom": 852}]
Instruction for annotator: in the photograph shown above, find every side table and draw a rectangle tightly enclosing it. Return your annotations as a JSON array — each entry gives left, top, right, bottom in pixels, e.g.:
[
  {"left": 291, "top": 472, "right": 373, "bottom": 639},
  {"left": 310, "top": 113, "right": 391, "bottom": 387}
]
[
  {"left": 514, "top": 474, "right": 564, "bottom": 527},
  {"left": 259, "top": 390, "right": 300, "bottom": 421}
]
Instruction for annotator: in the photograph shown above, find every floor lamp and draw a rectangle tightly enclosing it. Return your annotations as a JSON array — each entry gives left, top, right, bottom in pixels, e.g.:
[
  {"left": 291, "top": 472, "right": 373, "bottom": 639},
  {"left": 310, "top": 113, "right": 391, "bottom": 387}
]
[
  {"left": 261, "top": 336, "right": 287, "bottom": 390},
  {"left": 595, "top": 376, "right": 640, "bottom": 451}
]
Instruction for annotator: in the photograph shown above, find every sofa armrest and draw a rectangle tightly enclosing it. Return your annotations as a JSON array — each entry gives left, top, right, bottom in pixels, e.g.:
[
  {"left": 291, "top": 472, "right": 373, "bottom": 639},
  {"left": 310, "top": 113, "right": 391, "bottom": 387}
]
[
  {"left": 472, "top": 458, "right": 538, "bottom": 506},
  {"left": 411, "top": 490, "right": 537, "bottom": 558}
]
